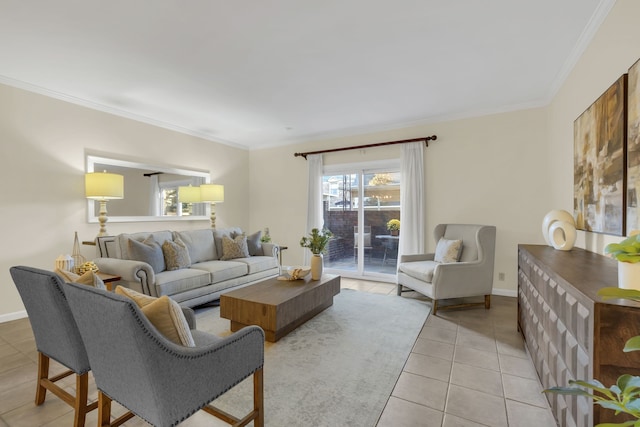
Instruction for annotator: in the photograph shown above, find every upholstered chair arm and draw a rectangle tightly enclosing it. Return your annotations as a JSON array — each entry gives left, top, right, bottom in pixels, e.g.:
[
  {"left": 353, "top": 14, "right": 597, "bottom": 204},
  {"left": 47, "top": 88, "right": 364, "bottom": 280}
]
[
  {"left": 261, "top": 242, "right": 280, "bottom": 259},
  {"left": 155, "top": 326, "right": 265, "bottom": 407},
  {"left": 399, "top": 253, "right": 435, "bottom": 263},
  {"left": 92, "top": 258, "right": 157, "bottom": 296},
  {"left": 181, "top": 307, "right": 196, "bottom": 329},
  {"left": 432, "top": 261, "right": 492, "bottom": 299}
]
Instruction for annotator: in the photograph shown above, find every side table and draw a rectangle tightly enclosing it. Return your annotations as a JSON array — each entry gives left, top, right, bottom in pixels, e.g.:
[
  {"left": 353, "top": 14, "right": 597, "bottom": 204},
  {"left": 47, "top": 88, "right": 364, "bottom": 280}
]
[
  {"left": 279, "top": 246, "right": 288, "bottom": 265},
  {"left": 97, "top": 272, "right": 121, "bottom": 291}
]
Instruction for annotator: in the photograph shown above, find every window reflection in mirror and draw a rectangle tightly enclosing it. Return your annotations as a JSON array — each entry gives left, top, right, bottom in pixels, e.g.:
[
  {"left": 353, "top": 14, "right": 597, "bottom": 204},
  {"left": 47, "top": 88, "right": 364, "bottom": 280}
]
[{"left": 86, "top": 155, "right": 210, "bottom": 223}]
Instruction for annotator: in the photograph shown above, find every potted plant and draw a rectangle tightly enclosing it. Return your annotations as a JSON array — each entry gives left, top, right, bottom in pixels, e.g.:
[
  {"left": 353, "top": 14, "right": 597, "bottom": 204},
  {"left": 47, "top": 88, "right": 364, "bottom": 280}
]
[
  {"left": 605, "top": 234, "right": 640, "bottom": 290},
  {"left": 387, "top": 219, "right": 400, "bottom": 236},
  {"left": 544, "top": 287, "right": 640, "bottom": 426},
  {"left": 300, "top": 228, "right": 333, "bottom": 280}
]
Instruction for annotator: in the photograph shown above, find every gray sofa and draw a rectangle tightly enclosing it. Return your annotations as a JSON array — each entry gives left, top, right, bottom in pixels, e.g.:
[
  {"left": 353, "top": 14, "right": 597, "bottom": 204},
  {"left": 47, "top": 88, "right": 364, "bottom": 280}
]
[{"left": 93, "top": 228, "right": 279, "bottom": 308}]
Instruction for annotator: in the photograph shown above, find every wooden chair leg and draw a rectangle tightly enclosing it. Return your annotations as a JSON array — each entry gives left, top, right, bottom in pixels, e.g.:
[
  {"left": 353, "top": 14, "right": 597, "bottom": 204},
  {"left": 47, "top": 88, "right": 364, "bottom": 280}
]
[
  {"left": 254, "top": 368, "right": 264, "bottom": 427},
  {"left": 432, "top": 300, "right": 438, "bottom": 315},
  {"left": 98, "top": 391, "right": 112, "bottom": 427},
  {"left": 73, "top": 373, "right": 90, "bottom": 427},
  {"left": 485, "top": 295, "right": 491, "bottom": 309},
  {"left": 36, "top": 352, "right": 49, "bottom": 405}
]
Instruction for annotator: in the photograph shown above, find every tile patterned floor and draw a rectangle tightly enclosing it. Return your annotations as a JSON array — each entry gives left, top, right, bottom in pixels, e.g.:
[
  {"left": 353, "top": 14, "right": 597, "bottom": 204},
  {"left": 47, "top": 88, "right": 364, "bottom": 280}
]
[{"left": 0, "top": 279, "right": 556, "bottom": 426}]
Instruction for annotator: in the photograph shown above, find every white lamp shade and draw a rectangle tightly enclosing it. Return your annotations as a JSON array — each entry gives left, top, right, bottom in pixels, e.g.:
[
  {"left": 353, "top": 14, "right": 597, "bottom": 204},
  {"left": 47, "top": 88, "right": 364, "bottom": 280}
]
[
  {"left": 85, "top": 172, "right": 124, "bottom": 199},
  {"left": 200, "top": 184, "right": 224, "bottom": 203},
  {"left": 178, "top": 185, "right": 202, "bottom": 203}
]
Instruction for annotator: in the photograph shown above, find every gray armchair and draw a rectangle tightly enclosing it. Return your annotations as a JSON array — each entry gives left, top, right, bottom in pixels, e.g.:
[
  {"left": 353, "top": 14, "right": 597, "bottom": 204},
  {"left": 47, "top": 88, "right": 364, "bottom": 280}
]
[
  {"left": 62, "top": 281, "right": 264, "bottom": 427},
  {"left": 397, "top": 224, "right": 496, "bottom": 315},
  {"left": 9, "top": 266, "right": 98, "bottom": 427}
]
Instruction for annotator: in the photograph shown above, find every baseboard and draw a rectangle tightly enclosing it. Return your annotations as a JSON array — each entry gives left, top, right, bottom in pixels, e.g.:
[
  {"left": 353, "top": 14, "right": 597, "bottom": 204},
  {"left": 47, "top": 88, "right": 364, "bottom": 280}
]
[
  {"left": 493, "top": 288, "right": 517, "bottom": 298},
  {"left": 0, "top": 310, "right": 27, "bottom": 323}
]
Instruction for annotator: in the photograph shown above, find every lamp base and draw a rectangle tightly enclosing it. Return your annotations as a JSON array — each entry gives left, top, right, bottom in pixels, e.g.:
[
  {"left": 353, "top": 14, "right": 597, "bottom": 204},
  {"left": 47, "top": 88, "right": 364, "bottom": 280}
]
[{"left": 97, "top": 200, "right": 109, "bottom": 236}]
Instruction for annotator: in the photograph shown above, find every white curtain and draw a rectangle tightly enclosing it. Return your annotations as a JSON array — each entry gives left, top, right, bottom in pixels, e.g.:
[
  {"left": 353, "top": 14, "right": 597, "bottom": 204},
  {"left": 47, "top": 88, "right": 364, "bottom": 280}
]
[
  {"left": 399, "top": 142, "right": 425, "bottom": 259},
  {"left": 148, "top": 175, "right": 161, "bottom": 216},
  {"left": 304, "top": 154, "right": 324, "bottom": 265}
]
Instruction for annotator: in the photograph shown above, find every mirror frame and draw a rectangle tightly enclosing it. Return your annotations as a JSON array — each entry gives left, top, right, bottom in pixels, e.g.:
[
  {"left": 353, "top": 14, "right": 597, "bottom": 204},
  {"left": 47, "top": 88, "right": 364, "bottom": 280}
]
[{"left": 86, "top": 154, "right": 211, "bottom": 223}]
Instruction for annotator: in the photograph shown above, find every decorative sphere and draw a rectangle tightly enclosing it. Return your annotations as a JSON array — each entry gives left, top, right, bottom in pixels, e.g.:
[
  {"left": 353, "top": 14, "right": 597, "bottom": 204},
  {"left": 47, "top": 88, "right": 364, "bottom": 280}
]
[
  {"left": 548, "top": 220, "right": 577, "bottom": 251},
  {"left": 542, "top": 210, "right": 575, "bottom": 246}
]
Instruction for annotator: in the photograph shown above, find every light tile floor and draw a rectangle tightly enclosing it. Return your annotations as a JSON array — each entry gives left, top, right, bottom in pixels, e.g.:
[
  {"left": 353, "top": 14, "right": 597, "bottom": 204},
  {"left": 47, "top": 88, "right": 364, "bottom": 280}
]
[{"left": 0, "top": 279, "right": 556, "bottom": 426}]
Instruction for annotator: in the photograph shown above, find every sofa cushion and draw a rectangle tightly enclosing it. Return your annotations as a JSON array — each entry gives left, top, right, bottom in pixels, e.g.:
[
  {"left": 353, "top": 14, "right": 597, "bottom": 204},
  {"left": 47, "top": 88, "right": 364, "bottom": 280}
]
[
  {"left": 162, "top": 237, "right": 191, "bottom": 271},
  {"left": 128, "top": 236, "right": 166, "bottom": 273},
  {"left": 174, "top": 229, "right": 216, "bottom": 263},
  {"left": 234, "top": 256, "right": 279, "bottom": 274},
  {"left": 434, "top": 238, "right": 463, "bottom": 264},
  {"left": 153, "top": 269, "right": 212, "bottom": 298},
  {"left": 190, "top": 260, "right": 248, "bottom": 284},
  {"left": 246, "top": 230, "right": 262, "bottom": 256},
  {"left": 220, "top": 235, "right": 250, "bottom": 260},
  {"left": 114, "top": 286, "right": 195, "bottom": 347},
  {"left": 398, "top": 260, "right": 438, "bottom": 283}
]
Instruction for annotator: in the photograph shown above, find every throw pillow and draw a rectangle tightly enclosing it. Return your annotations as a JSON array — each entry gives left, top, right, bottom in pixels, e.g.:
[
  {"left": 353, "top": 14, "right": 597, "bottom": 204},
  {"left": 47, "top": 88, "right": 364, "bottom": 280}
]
[
  {"left": 213, "top": 228, "right": 241, "bottom": 259},
  {"left": 162, "top": 237, "right": 191, "bottom": 271},
  {"left": 56, "top": 268, "right": 106, "bottom": 290},
  {"left": 246, "top": 230, "right": 262, "bottom": 256},
  {"left": 115, "top": 285, "right": 157, "bottom": 307},
  {"left": 128, "top": 236, "right": 165, "bottom": 273},
  {"left": 434, "top": 238, "right": 463, "bottom": 264},
  {"left": 220, "top": 235, "right": 250, "bottom": 260},
  {"left": 114, "top": 286, "right": 195, "bottom": 347}
]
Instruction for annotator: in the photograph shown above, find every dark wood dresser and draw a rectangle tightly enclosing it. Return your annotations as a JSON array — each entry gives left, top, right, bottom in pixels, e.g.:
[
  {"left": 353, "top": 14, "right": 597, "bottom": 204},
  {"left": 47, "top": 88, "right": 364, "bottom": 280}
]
[{"left": 518, "top": 244, "right": 640, "bottom": 426}]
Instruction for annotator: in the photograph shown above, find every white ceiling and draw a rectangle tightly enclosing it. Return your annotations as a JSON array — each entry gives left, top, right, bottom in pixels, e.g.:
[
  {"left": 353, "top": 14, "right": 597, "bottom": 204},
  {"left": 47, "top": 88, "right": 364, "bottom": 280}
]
[{"left": 0, "top": 0, "right": 614, "bottom": 150}]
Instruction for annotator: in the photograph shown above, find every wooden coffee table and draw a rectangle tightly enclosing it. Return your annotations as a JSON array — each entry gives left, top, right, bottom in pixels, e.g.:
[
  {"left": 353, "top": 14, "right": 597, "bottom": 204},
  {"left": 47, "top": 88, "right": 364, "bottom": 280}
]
[{"left": 220, "top": 274, "right": 341, "bottom": 342}]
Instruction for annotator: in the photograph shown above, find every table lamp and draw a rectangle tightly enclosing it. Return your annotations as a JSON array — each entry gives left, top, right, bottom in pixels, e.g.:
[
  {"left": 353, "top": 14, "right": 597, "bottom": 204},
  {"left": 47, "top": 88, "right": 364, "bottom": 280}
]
[
  {"left": 200, "top": 184, "right": 224, "bottom": 228},
  {"left": 85, "top": 171, "right": 124, "bottom": 237},
  {"left": 178, "top": 185, "right": 202, "bottom": 203}
]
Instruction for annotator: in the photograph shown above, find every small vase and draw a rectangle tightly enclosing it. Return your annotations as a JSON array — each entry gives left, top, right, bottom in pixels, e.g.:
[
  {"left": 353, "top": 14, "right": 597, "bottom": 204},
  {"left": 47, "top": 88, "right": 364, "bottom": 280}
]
[
  {"left": 390, "top": 230, "right": 399, "bottom": 236},
  {"left": 310, "top": 254, "right": 323, "bottom": 280},
  {"left": 618, "top": 261, "right": 640, "bottom": 290}
]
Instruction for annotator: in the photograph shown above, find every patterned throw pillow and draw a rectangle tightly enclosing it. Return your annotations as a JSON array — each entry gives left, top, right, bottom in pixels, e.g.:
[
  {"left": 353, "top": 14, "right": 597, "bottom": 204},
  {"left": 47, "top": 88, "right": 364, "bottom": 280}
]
[
  {"left": 127, "top": 236, "right": 166, "bottom": 273},
  {"left": 115, "top": 286, "right": 195, "bottom": 347},
  {"left": 434, "top": 238, "right": 463, "bottom": 263},
  {"left": 220, "top": 235, "right": 250, "bottom": 260},
  {"left": 162, "top": 237, "right": 191, "bottom": 271}
]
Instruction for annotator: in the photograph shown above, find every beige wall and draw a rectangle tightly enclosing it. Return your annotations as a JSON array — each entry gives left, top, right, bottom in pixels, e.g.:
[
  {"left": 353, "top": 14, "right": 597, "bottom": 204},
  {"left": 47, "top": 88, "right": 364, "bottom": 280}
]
[
  {"left": 0, "top": 84, "right": 250, "bottom": 320},
  {"left": 2, "top": 0, "right": 639, "bottom": 320}
]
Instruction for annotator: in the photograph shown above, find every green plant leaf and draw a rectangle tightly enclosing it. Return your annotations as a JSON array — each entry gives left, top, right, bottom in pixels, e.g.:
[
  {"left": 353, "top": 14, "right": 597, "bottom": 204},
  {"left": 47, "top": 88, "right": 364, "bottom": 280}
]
[
  {"left": 598, "top": 288, "right": 640, "bottom": 302},
  {"left": 625, "top": 337, "right": 640, "bottom": 353},
  {"left": 594, "top": 420, "right": 638, "bottom": 426}
]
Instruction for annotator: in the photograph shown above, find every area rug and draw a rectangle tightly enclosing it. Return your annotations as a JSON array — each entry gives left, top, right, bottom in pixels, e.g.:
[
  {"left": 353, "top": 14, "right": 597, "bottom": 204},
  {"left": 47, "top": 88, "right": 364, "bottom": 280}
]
[{"left": 195, "top": 289, "right": 431, "bottom": 427}]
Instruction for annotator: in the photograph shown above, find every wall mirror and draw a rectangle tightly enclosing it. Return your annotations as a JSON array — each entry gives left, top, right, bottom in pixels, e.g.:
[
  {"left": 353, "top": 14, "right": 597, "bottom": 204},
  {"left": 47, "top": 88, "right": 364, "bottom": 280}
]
[{"left": 86, "top": 155, "right": 210, "bottom": 223}]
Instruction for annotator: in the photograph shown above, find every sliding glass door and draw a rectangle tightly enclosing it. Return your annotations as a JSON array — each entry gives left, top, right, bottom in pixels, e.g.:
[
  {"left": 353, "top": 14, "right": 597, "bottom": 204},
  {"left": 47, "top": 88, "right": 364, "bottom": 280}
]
[{"left": 322, "top": 161, "right": 400, "bottom": 279}]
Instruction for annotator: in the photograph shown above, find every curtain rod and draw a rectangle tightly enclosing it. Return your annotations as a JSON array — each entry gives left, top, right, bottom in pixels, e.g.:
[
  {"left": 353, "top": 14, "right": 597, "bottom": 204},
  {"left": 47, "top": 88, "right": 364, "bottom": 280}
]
[{"left": 293, "top": 136, "right": 437, "bottom": 159}]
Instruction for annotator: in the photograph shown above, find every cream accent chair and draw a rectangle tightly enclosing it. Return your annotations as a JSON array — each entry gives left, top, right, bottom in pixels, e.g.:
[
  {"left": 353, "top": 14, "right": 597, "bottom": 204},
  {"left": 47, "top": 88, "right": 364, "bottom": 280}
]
[{"left": 397, "top": 224, "right": 496, "bottom": 315}]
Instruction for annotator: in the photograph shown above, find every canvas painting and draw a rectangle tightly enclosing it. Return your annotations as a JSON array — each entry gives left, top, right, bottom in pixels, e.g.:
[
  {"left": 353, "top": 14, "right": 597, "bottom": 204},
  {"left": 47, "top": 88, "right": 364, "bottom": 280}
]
[
  {"left": 627, "top": 60, "right": 640, "bottom": 234},
  {"left": 574, "top": 74, "right": 627, "bottom": 235}
]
